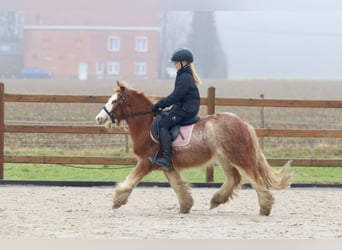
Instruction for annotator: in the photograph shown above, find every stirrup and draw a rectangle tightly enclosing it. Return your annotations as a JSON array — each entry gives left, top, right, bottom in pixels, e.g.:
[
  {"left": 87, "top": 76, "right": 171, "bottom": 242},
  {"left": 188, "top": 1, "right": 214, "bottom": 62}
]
[
  {"left": 153, "top": 158, "right": 172, "bottom": 171},
  {"left": 148, "top": 150, "right": 159, "bottom": 165},
  {"left": 148, "top": 151, "right": 172, "bottom": 171}
]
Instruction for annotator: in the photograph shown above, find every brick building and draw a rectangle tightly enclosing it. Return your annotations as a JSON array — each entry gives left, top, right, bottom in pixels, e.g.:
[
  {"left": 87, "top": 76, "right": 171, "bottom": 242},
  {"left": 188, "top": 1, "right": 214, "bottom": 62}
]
[{"left": 1, "top": 0, "right": 161, "bottom": 79}]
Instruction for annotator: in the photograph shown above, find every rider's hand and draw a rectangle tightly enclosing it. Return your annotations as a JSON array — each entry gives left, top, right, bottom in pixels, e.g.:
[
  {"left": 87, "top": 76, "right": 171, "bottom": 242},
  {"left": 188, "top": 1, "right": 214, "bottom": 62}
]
[{"left": 152, "top": 105, "right": 158, "bottom": 113}]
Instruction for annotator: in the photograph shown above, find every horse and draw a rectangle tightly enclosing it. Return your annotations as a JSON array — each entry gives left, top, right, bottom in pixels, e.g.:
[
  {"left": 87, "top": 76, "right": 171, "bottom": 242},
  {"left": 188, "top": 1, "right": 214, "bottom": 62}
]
[{"left": 95, "top": 81, "right": 292, "bottom": 216}]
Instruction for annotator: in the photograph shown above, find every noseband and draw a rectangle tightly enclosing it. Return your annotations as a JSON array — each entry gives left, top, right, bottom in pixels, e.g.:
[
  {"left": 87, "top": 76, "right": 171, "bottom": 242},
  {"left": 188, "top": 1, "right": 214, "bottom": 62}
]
[
  {"left": 102, "top": 88, "right": 152, "bottom": 123},
  {"left": 102, "top": 105, "right": 116, "bottom": 123}
]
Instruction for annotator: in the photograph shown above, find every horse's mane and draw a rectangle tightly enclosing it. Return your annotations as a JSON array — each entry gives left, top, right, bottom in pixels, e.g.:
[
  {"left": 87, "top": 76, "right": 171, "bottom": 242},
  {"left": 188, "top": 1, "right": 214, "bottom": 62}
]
[{"left": 116, "top": 80, "right": 154, "bottom": 105}]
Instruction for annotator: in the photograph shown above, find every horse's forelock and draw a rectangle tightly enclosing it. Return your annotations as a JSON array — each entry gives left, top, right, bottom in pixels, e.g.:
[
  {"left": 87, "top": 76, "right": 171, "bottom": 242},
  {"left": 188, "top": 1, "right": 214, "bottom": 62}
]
[{"left": 117, "top": 80, "right": 128, "bottom": 87}]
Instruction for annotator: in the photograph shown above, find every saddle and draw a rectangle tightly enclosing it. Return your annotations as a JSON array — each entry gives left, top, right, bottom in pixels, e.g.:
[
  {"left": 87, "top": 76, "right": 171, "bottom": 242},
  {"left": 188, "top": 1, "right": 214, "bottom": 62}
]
[{"left": 150, "top": 110, "right": 199, "bottom": 146}]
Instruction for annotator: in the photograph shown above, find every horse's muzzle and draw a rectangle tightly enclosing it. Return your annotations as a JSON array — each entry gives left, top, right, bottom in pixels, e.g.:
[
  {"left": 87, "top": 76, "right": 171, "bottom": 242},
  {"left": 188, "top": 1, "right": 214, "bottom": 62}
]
[{"left": 95, "top": 115, "right": 107, "bottom": 125}]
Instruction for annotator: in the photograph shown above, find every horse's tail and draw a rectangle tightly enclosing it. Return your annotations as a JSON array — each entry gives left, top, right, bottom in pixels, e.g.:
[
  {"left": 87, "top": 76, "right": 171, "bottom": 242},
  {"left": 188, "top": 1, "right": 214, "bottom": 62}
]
[{"left": 247, "top": 124, "right": 292, "bottom": 189}]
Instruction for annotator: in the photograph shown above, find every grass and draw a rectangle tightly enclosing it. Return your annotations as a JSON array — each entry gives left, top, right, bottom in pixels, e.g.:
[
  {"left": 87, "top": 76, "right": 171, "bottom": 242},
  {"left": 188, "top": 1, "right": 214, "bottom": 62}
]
[
  {"left": 4, "top": 163, "right": 342, "bottom": 184},
  {"left": 3, "top": 144, "right": 342, "bottom": 185}
]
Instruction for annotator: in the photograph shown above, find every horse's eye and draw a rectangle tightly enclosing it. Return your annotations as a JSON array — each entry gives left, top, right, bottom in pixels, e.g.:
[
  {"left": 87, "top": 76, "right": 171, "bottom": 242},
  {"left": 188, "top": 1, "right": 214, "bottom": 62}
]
[{"left": 112, "top": 100, "right": 116, "bottom": 104}]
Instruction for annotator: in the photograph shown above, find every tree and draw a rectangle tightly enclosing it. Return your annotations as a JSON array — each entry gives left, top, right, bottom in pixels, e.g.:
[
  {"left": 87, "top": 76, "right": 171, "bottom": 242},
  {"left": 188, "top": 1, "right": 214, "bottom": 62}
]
[
  {"left": 186, "top": 11, "right": 228, "bottom": 79},
  {"left": 159, "top": 11, "right": 192, "bottom": 78}
]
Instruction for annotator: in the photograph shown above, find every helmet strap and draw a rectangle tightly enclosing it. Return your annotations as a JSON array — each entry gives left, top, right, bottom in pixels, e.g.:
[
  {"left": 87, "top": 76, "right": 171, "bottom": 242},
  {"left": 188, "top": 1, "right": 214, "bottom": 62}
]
[
  {"left": 179, "top": 61, "right": 189, "bottom": 70},
  {"left": 180, "top": 61, "right": 184, "bottom": 70}
]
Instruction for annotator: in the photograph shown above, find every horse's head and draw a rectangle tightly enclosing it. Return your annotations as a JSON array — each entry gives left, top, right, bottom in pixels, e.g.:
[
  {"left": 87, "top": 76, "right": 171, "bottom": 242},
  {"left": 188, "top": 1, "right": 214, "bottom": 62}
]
[
  {"left": 95, "top": 81, "right": 130, "bottom": 127},
  {"left": 95, "top": 81, "right": 153, "bottom": 127}
]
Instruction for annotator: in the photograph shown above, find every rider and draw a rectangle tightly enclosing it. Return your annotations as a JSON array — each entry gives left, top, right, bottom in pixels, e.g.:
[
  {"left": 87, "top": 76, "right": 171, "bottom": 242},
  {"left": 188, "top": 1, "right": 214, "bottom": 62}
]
[{"left": 149, "top": 48, "right": 201, "bottom": 171}]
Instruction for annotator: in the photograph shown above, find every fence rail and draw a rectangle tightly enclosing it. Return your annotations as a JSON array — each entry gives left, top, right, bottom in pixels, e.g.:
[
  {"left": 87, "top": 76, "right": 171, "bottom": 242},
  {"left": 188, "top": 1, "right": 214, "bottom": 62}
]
[
  {"left": 4, "top": 125, "right": 342, "bottom": 137},
  {"left": 3, "top": 156, "right": 342, "bottom": 167},
  {"left": 4, "top": 93, "right": 342, "bottom": 107},
  {"left": 1, "top": 83, "right": 342, "bottom": 181}
]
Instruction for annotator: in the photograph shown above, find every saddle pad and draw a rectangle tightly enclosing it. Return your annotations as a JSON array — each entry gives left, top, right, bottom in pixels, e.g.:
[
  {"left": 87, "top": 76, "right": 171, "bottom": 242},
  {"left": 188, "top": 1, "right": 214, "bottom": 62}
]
[
  {"left": 171, "top": 124, "right": 195, "bottom": 147},
  {"left": 150, "top": 124, "right": 195, "bottom": 147}
]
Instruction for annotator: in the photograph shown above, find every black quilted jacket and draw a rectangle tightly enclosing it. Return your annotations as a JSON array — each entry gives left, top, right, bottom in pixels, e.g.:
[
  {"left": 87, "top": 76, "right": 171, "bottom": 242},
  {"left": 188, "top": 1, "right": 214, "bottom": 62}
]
[{"left": 154, "top": 66, "right": 200, "bottom": 115}]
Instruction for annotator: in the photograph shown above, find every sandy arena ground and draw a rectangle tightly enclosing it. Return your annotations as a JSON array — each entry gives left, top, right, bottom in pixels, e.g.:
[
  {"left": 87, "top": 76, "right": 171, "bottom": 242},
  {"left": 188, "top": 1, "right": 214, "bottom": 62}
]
[{"left": 0, "top": 185, "right": 341, "bottom": 239}]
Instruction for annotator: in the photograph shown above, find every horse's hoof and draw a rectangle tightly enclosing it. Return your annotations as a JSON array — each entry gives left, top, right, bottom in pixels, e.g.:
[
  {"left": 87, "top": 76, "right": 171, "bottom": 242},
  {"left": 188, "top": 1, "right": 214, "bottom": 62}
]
[
  {"left": 113, "top": 198, "right": 123, "bottom": 209},
  {"left": 112, "top": 203, "right": 121, "bottom": 209},
  {"left": 259, "top": 208, "right": 271, "bottom": 216},
  {"left": 113, "top": 196, "right": 128, "bottom": 209},
  {"left": 179, "top": 208, "right": 191, "bottom": 214},
  {"left": 210, "top": 200, "right": 220, "bottom": 210}
]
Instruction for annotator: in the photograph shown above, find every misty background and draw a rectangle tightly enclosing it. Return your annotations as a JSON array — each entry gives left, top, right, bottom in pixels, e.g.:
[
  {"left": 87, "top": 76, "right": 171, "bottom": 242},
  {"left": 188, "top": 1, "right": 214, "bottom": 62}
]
[
  {"left": 216, "top": 11, "right": 342, "bottom": 79},
  {"left": 1, "top": 0, "right": 342, "bottom": 80},
  {"left": 162, "top": 11, "right": 342, "bottom": 79}
]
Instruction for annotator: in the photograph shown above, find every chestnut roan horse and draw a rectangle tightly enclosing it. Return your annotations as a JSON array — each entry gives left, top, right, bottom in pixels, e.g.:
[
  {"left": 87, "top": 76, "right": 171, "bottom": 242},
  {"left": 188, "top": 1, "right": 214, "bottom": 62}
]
[{"left": 96, "top": 81, "right": 292, "bottom": 216}]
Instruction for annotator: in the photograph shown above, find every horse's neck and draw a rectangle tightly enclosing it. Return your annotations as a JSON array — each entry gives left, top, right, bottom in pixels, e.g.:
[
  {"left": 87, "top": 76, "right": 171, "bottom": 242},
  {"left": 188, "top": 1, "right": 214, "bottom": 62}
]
[
  {"left": 126, "top": 114, "right": 153, "bottom": 150},
  {"left": 127, "top": 115, "right": 151, "bottom": 133},
  {"left": 125, "top": 96, "right": 153, "bottom": 148}
]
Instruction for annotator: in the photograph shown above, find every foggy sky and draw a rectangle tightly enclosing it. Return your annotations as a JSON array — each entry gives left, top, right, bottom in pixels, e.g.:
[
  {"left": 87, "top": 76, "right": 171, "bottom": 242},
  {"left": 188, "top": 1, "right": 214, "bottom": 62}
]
[
  {"left": 216, "top": 11, "right": 342, "bottom": 79},
  {"left": 2, "top": 0, "right": 342, "bottom": 79}
]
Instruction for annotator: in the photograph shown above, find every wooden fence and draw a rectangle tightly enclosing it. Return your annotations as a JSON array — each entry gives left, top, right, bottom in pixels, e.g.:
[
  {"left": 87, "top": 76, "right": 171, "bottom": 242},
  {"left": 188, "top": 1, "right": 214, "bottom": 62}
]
[{"left": 1, "top": 82, "right": 342, "bottom": 181}]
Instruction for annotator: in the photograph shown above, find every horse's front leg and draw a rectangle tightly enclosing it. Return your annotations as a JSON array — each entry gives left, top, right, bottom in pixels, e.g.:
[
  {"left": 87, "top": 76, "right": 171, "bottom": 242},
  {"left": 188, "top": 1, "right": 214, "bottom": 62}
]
[
  {"left": 113, "top": 159, "right": 152, "bottom": 209},
  {"left": 164, "top": 169, "right": 194, "bottom": 214}
]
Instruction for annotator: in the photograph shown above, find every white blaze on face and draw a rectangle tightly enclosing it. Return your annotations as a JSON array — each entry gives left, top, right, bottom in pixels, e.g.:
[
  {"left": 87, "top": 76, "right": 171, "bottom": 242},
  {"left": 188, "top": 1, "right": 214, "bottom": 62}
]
[{"left": 95, "top": 93, "right": 118, "bottom": 125}]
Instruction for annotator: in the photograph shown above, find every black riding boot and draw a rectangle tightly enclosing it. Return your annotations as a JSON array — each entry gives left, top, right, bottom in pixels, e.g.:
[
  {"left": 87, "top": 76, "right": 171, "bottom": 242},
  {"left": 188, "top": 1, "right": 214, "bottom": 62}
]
[{"left": 150, "top": 128, "right": 172, "bottom": 171}]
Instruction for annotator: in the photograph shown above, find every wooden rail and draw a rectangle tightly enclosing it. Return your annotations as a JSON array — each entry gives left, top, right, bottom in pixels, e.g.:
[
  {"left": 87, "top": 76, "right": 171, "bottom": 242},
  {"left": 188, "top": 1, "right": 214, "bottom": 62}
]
[
  {"left": 3, "top": 156, "right": 341, "bottom": 167},
  {"left": 4, "top": 125, "right": 342, "bottom": 138},
  {"left": 214, "top": 98, "right": 342, "bottom": 108},
  {"left": 1, "top": 83, "right": 342, "bottom": 181},
  {"left": 4, "top": 125, "right": 127, "bottom": 134},
  {"left": 4, "top": 93, "right": 342, "bottom": 108}
]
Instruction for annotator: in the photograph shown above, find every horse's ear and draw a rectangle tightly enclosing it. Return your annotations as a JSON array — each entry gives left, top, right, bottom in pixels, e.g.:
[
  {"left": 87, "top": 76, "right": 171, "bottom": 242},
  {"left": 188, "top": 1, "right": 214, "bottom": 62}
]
[{"left": 116, "top": 81, "right": 126, "bottom": 91}]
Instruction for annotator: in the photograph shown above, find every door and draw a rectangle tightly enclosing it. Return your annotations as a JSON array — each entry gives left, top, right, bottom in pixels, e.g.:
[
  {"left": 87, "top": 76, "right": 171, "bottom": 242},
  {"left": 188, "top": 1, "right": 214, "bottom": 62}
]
[{"left": 78, "top": 62, "right": 88, "bottom": 80}]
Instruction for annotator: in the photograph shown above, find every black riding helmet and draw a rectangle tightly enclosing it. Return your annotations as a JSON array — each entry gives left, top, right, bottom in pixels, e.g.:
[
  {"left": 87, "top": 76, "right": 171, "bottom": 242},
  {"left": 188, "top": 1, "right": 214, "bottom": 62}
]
[{"left": 170, "top": 48, "right": 194, "bottom": 63}]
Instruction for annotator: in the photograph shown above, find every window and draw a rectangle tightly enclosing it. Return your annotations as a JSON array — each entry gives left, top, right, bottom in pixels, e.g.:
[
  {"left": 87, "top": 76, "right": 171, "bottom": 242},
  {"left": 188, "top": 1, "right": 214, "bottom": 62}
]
[
  {"left": 35, "top": 15, "right": 42, "bottom": 25},
  {"left": 41, "top": 38, "right": 50, "bottom": 50},
  {"left": 135, "top": 37, "right": 148, "bottom": 52},
  {"left": 74, "top": 39, "right": 83, "bottom": 49},
  {"left": 135, "top": 62, "right": 147, "bottom": 75},
  {"left": 108, "top": 36, "right": 120, "bottom": 52},
  {"left": 108, "top": 61, "right": 120, "bottom": 75},
  {"left": 96, "top": 61, "right": 105, "bottom": 74}
]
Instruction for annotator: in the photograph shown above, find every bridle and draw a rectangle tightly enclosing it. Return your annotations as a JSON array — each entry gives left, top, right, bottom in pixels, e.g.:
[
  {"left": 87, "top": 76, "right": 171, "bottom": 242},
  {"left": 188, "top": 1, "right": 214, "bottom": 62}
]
[{"left": 102, "top": 88, "right": 152, "bottom": 123}]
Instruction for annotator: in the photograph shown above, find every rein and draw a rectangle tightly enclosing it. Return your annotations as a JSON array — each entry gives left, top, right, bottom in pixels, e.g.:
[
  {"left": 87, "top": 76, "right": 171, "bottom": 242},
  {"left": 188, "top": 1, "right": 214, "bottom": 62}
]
[{"left": 102, "top": 88, "right": 152, "bottom": 123}]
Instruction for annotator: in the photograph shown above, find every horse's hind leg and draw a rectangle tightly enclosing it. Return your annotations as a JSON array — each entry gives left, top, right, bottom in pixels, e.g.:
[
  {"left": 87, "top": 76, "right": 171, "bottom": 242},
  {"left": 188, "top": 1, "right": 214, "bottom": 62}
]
[
  {"left": 253, "top": 183, "right": 274, "bottom": 216},
  {"left": 238, "top": 166, "right": 274, "bottom": 216},
  {"left": 113, "top": 160, "right": 152, "bottom": 209},
  {"left": 210, "top": 159, "right": 242, "bottom": 210},
  {"left": 164, "top": 169, "right": 194, "bottom": 214}
]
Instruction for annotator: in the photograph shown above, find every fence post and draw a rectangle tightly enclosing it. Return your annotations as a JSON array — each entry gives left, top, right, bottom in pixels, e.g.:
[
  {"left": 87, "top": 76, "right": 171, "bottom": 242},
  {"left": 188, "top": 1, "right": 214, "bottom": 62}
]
[
  {"left": 0, "top": 83, "right": 4, "bottom": 179},
  {"left": 206, "top": 87, "right": 216, "bottom": 183},
  {"left": 260, "top": 94, "right": 265, "bottom": 150}
]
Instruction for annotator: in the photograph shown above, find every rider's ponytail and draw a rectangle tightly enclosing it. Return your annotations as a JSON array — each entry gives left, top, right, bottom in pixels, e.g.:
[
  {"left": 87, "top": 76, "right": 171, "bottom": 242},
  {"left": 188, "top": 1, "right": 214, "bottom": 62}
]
[{"left": 190, "top": 64, "right": 201, "bottom": 85}]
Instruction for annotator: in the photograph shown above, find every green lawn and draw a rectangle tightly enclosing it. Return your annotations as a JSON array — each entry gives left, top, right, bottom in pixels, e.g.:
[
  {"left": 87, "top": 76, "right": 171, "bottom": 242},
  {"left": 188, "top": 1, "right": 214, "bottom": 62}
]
[
  {"left": 3, "top": 145, "right": 342, "bottom": 184},
  {"left": 4, "top": 163, "right": 342, "bottom": 184}
]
